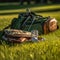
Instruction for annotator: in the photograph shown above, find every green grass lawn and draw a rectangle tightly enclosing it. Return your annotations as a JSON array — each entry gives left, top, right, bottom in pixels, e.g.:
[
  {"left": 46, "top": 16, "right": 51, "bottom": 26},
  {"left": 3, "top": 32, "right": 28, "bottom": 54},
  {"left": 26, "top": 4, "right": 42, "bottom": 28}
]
[
  {"left": 0, "top": 3, "right": 60, "bottom": 15},
  {"left": 0, "top": 3, "right": 60, "bottom": 60}
]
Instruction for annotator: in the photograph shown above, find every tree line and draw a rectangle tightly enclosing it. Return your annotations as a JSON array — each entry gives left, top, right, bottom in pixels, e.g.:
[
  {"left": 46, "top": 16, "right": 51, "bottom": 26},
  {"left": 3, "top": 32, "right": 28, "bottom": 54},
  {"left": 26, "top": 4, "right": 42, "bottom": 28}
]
[{"left": 0, "top": 0, "right": 60, "bottom": 4}]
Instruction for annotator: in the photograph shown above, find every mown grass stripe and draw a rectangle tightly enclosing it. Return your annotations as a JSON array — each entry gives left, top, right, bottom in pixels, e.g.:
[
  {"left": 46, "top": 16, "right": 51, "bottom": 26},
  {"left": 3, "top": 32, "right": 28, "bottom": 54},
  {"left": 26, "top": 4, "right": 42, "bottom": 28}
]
[
  {"left": 0, "top": 4, "right": 60, "bottom": 14},
  {"left": 0, "top": 8, "right": 60, "bottom": 15}
]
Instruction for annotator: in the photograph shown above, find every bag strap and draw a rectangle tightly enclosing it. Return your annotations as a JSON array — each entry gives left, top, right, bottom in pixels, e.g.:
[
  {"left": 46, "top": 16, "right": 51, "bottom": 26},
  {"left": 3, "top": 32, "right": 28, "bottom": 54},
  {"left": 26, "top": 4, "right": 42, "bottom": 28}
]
[{"left": 28, "top": 17, "right": 36, "bottom": 31}]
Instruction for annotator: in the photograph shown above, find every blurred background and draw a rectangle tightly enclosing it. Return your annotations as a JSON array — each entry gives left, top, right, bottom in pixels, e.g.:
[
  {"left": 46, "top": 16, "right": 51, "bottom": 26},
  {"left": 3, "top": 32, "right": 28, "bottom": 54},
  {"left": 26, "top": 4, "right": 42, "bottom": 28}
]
[{"left": 0, "top": 0, "right": 60, "bottom": 5}]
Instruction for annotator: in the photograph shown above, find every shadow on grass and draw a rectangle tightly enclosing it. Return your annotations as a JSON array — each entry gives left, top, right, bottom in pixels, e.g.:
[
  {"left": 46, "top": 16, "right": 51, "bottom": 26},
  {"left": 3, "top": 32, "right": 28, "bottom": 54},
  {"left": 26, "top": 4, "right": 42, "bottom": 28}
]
[
  {"left": 0, "top": 8, "right": 60, "bottom": 15},
  {"left": 0, "top": 3, "right": 60, "bottom": 10},
  {"left": 0, "top": 30, "right": 4, "bottom": 44},
  {"left": 0, "top": 4, "right": 42, "bottom": 10},
  {"left": 0, "top": 3, "right": 60, "bottom": 15}
]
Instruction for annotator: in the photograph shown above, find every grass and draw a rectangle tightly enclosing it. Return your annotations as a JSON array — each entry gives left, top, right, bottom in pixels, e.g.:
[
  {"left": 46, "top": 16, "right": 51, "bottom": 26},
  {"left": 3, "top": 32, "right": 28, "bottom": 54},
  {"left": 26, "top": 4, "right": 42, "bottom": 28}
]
[
  {"left": 0, "top": 3, "right": 60, "bottom": 60},
  {"left": 0, "top": 3, "right": 60, "bottom": 15},
  {"left": 0, "top": 40, "right": 60, "bottom": 60}
]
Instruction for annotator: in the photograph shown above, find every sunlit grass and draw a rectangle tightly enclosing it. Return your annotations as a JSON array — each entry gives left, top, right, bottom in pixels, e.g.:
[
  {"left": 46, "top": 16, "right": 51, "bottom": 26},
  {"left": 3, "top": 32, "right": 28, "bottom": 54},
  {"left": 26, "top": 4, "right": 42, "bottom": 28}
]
[
  {"left": 0, "top": 4, "right": 60, "bottom": 14},
  {"left": 0, "top": 4, "right": 60, "bottom": 60},
  {"left": 0, "top": 39, "right": 60, "bottom": 60}
]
